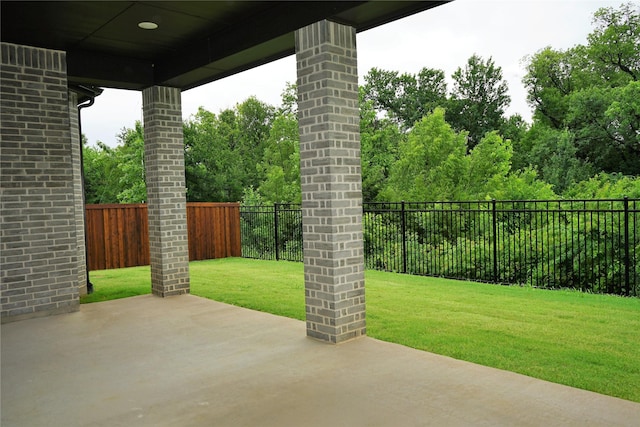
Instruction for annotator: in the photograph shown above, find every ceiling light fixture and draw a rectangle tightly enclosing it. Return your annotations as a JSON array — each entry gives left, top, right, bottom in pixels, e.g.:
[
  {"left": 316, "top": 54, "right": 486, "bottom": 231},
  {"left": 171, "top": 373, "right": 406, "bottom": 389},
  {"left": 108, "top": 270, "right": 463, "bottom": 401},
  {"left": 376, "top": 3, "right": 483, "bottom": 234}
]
[{"left": 138, "top": 21, "right": 158, "bottom": 30}]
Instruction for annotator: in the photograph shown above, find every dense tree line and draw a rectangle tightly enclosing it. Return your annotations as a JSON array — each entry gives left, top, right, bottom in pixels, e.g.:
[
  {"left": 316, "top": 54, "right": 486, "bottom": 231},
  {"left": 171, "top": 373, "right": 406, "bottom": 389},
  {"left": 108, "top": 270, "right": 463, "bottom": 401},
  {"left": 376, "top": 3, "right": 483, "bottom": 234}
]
[
  {"left": 84, "top": 3, "right": 640, "bottom": 205},
  {"left": 83, "top": 121, "right": 146, "bottom": 204}
]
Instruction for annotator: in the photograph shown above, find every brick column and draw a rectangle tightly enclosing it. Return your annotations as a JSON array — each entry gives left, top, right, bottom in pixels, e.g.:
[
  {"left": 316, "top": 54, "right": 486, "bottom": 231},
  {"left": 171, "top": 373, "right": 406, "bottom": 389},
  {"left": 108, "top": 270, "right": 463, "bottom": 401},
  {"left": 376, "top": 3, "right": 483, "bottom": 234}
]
[
  {"left": 1, "top": 43, "right": 80, "bottom": 322},
  {"left": 142, "top": 86, "right": 190, "bottom": 297},
  {"left": 295, "top": 20, "right": 366, "bottom": 343},
  {"left": 68, "top": 91, "right": 88, "bottom": 295}
]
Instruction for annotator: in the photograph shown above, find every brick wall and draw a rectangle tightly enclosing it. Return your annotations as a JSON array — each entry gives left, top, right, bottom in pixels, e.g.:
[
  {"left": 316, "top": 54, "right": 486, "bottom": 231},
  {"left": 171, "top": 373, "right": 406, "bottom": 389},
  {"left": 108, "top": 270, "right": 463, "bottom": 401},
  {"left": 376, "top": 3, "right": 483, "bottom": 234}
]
[
  {"left": 1, "top": 43, "right": 80, "bottom": 322},
  {"left": 142, "top": 86, "right": 190, "bottom": 297},
  {"left": 295, "top": 21, "right": 366, "bottom": 343}
]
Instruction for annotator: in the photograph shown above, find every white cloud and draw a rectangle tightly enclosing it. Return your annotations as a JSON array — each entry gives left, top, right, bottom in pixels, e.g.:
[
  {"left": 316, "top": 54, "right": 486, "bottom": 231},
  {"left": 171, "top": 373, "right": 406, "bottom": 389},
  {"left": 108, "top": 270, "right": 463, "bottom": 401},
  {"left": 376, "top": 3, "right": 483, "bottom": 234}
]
[{"left": 81, "top": 0, "right": 621, "bottom": 147}]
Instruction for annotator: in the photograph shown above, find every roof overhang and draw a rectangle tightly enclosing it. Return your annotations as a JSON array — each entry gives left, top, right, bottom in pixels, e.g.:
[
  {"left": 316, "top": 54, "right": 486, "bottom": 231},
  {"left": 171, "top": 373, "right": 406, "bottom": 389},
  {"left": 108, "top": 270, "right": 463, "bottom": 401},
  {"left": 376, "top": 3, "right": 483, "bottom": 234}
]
[{"left": 1, "top": 1, "right": 450, "bottom": 91}]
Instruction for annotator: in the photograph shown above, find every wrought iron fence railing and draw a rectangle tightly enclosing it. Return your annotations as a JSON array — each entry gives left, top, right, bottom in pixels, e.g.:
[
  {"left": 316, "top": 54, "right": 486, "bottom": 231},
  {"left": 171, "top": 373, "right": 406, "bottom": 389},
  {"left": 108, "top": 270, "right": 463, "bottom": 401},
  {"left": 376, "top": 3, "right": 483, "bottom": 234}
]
[
  {"left": 241, "top": 203, "right": 303, "bottom": 262},
  {"left": 240, "top": 199, "right": 639, "bottom": 296}
]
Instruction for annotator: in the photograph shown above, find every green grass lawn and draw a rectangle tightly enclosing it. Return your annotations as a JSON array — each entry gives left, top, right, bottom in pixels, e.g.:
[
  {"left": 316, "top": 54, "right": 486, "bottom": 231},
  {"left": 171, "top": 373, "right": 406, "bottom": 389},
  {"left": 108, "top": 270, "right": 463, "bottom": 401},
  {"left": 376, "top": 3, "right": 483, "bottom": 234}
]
[{"left": 82, "top": 257, "right": 640, "bottom": 403}]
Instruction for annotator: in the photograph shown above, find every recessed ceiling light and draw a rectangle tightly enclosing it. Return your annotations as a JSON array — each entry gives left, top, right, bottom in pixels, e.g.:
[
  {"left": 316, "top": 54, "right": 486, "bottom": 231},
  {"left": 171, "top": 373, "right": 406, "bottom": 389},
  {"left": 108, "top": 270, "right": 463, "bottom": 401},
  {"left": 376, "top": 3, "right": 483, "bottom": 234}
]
[{"left": 138, "top": 21, "right": 158, "bottom": 30}]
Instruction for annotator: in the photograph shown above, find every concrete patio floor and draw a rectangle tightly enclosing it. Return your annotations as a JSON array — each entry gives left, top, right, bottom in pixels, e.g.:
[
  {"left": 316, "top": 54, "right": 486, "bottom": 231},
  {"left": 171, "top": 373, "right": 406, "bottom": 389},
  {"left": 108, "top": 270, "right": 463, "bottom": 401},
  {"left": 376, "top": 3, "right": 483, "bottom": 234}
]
[{"left": 2, "top": 294, "right": 639, "bottom": 427}]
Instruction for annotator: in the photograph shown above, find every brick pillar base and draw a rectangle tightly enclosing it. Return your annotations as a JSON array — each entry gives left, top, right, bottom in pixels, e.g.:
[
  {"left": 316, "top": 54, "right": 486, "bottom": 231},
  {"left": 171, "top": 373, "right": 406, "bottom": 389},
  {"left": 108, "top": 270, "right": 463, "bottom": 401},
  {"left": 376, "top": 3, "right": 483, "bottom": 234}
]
[
  {"left": 142, "top": 86, "right": 190, "bottom": 297},
  {"left": 295, "top": 20, "right": 366, "bottom": 343}
]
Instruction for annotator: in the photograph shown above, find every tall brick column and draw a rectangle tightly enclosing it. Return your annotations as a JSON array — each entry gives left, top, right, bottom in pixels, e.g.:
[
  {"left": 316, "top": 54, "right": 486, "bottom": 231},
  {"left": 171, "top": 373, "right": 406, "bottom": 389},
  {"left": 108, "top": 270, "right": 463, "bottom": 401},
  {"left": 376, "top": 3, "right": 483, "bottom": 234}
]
[
  {"left": 142, "top": 86, "right": 190, "bottom": 297},
  {"left": 1, "top": 43, "right": 80, "bottom": 322},
  {"left": 295, "top": 20, "right": 366, "bottom": 343}
]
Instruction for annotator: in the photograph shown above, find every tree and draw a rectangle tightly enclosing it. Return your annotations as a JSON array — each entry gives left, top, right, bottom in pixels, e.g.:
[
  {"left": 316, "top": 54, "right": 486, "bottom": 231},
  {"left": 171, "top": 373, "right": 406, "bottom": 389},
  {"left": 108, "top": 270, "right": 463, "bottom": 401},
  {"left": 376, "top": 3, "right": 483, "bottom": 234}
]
[
  {"left": 257, "top": 111, "right": 301, "bottom": 203},
  {"left": 491, "top": 168, "right": 556, "bottom": 201},
  {"left": 522, "top": 47, "right": 577, "bottom": 128},
  {"left": 447, "top": 54, "right": 511, "bottom": 149},
  {"left": 83, "top": 142, "right": 120, "bottom": 204},
  {"left": 383, "top": 108, "right": 555, "bottom": 202},
  {"left": 183, "top": 97, "right": 276, "bottom": 202},
  {"left": 183, "top": 107, "right": 245, "bottom": 202},
  {"left": 524, "top": 48, "right": 639, "bottom": 175},
  {"left": 278, "top": 82, "right": 298, "bottom": 116},
  {"left": 82, "top": 122, "right": 146, "bottom": 204},
  {"left": 564, "top": 172, "right": 640, "bottom": 199},
  {"left": 522, "top": 3, "right": 640, "bottom": 176},
  {"left": 605, "top": 80, "right": 640, "bottom": 150},
  {"left": 361, "top": 67, "right": 447, "bottom": 129},
  {"left": 565, "top": 82, "right": 639, "bottom": 176},
  {"left": 553, "top": 130, "right": 593, "bottom": 193},
  {"left": 522, "top": 125, "right": 594, "bottom": 194},
  {"left": 466, "top": 131, "right": 513, "bottom": 199},
  {"left": 115, "top": 121, "right": 146, "bottom": 203},
  {"left": 236, "top": 97, "right": 275, "bottom": 188},
  {"left": 382, "top": 108, "right": 469, "bottom": 202},
  {"left": 587, "top": 2, "right": 639, "bottom": 83},
  {"left": 359, "top": 90, "right": 405, "bottom": 201},
  {"left": 500, "top": 113, "right": 528, "bottom": 147}
]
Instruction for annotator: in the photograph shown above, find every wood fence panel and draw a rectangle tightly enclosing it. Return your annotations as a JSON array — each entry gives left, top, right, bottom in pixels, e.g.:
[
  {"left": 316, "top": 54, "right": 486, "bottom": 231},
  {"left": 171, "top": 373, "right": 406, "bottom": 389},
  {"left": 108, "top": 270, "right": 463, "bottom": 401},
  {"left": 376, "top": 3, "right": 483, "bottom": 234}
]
[
  {"left": 86, "top": 204, "right": 150, "bottom": 271},
  {"left": 86, "top": 207, "right": 106, "bottom": 270},
  {"left": 103, "top": 208, "right": 112, "bottom": 269},
  {"left": 227, "top": 204, "right": 242, "bottom": 257},
  {"left": 121, "top": 206, "right": 149, "bottom": 268},
  {"left": 186, "top": 203, "right": 242, "bottom": 261},
  {"left": 86, "top": 203, "right": 240, "bottom": 271}
]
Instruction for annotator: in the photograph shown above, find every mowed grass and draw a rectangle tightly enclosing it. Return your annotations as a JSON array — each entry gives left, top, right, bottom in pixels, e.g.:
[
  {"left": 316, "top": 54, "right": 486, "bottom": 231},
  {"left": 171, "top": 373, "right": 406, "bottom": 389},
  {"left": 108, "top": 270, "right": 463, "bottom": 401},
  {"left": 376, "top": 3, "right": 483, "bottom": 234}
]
[
  {"left": 80, "top": 267, "right": 151, "bottom": 302},
  {"left": 82, "top": 257, "right": 640, "bottom": 403}
]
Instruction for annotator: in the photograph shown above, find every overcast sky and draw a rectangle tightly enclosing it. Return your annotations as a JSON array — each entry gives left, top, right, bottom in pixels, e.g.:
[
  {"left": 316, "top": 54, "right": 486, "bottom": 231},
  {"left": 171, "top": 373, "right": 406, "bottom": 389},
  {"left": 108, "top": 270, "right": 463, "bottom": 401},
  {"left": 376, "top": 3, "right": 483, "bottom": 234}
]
[{"left": 81, "top": 0, "right": 622, "bottom": 147}]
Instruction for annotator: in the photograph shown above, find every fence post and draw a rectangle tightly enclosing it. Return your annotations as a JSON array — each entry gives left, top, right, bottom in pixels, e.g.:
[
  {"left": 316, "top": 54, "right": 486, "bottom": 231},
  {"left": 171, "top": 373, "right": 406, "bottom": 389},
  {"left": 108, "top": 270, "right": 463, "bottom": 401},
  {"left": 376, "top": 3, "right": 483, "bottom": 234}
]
[
  {"left": 274, "top": 203, "right": 280, "bottom": 261},
  {"left": 492, "top": 199, "right": 498, "bottom": 283},
  {"left": 623, "top": 196, "right": 630, "bottom": 296},
  {"left": 401, "top": 201, "right": 407, "bottom": 274}
]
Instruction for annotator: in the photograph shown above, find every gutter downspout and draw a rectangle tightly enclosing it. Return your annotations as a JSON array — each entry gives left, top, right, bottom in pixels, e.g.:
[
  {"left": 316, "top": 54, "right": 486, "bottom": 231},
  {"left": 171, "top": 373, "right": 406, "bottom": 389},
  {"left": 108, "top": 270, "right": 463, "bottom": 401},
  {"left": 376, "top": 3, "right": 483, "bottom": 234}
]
[{"left": 78, "top": 97, "right": 96, "bottom": 294}]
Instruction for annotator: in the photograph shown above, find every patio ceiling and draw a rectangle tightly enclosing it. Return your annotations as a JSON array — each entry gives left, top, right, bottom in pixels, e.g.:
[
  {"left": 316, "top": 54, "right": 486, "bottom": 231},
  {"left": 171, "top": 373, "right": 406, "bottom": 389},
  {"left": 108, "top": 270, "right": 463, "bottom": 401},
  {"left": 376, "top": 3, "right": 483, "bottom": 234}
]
[{"left": 1, "top": 1, "right": 449, "bottom": 91}]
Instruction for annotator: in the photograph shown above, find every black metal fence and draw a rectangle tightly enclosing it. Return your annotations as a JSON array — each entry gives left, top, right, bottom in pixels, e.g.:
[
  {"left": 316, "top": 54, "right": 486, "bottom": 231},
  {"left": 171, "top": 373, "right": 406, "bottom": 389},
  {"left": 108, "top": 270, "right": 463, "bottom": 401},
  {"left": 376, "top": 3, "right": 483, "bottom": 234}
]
[
  {"left": 240, "top": 199, "right": 639, "bottom": 296},
  {"left": 241, "top": 203, "right": 303, "bottom": 262}
]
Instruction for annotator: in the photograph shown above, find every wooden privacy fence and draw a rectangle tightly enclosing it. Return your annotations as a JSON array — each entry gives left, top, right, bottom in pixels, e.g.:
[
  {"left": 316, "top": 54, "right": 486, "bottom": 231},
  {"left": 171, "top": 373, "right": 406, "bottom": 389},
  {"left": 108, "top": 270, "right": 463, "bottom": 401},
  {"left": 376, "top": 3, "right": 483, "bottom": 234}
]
[{"left": 85, "top": 203, "right": 241, "bottom": 271}]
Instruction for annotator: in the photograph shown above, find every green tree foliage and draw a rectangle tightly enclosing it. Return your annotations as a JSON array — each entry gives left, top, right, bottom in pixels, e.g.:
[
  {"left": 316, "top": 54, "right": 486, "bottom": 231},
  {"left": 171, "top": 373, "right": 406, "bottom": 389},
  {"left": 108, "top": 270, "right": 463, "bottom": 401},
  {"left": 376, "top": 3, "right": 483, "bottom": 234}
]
[
  {"left": 467, "top": 131, "right": 514, "bottom": 198},
  {"left": 236, "top": 97, "right": 275, "bottom": 186},
  {"left": 523, "top": 47, "right": 578, "bottom": 128},
  {"left": 359, "top": 89, "right": 405, "bottom": 201},
  {"left": 382, "top": 108, "right": 469, "bottom": 201},
  {"left": 565, "top": 84, "right": 637, "bottom": 174},
  {"left": 361, "top": 56, "right": 512, "bottom": 152},
  {"left": 250, "top": 84, "right": 301, "bottom": 204},
  {"left": 500, "top": 113, "right": 528, "bottom": 149},
  {"left": 515, "top": 124, "right": 594, "bottom": 193},
  {"left": 257, "top": 111, "right": 301, "bottom": 203},
  {"left": 361, "top": 67, "right": 447, "bottom": 129},
  {"left": 184, "top": 97, "right": 275, "bottom": 202},
  {"left": 115, "top": 121, "right": 146, "bottom": 203},
  {"left": 447, "top": 54, "right": 511, "bottom": 149},
  {"left": 83, "top": 142, "right": 120, "bottom": 204},
  {"left": 564, "top": 172, "right": 640, "bottom": 199},
  {"left": 587, "top": 2, "right": 639, "bottom": 82},
  {"left": 183, "top": 107, "right": 245, "bottom": 201},
  {"left": 83, "top": 121, "right": 146, "bottom": 204},
  {"left": 278, "top": 82, "right": 298, "bottom": 116},
  {"left": 603, "top": 80, "right": 640, "bottom": 162},
  {"left": 522, "top": 2, "right": 640, "bottom": 176},
  {"left": 490, "top": 168, "right": 556, "bottom": 201},
  {"left": 382, "top": 108, "right": 553, "bottom": 202}
]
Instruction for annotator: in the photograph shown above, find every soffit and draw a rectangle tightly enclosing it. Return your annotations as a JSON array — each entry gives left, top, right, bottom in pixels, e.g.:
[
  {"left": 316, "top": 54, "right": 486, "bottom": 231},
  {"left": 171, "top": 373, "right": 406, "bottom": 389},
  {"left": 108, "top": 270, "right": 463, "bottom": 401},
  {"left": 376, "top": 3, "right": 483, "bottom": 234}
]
[{"left": 1, "top": 1, "right": 449, "bottom": 91}]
